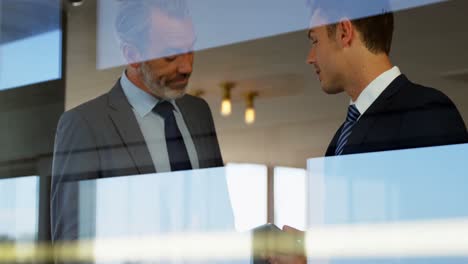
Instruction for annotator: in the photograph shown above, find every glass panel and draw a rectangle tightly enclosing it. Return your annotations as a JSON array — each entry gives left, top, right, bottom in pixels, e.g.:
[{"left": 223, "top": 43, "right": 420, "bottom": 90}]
[
  {"left": 306, "top": 144, "right": 468, "bottom": 263},
  {"left": 226, "top": 163, "right": 268, "bottom": 232},
  {"left": 0, "top": 176, "right": 39, "bottom": 241},
  {"left": 95, "top": 0, "right": 448, "bottom": 69},
  {"left": 0, "top": 0, "right": 62, "bottom": 90},
  {"left": 1, "top": 0, "right": 468, "bottom": 263},
  {"left": 274, "top": 166, "right": 307, "bottom": 230}
]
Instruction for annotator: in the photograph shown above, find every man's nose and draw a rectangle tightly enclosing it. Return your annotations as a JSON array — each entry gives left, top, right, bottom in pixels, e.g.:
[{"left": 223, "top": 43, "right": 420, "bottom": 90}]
[
  {"left": 306, "top": 47, "right": 316, "bottom": 64},
  {"left": 178, "top": 52, "right": 193, "bottom": 74}
]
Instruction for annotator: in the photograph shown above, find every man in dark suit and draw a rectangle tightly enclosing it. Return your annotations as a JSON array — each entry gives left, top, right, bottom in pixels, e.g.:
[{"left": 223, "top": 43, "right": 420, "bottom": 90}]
[
  {"left": 270, "top": 0, "right": 467, "bottom": 263},
  {"left": 304, "top": 0, "right": 467, "bottom": 156},
  {"left": 51, "top": 0, "right": 223, "bottom": 242}
]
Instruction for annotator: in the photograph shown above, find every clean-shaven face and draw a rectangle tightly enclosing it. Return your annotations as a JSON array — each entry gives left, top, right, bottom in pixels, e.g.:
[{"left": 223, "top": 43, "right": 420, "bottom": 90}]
[{"left": 306, "top": 9, "right": 346, "bottom": 95}]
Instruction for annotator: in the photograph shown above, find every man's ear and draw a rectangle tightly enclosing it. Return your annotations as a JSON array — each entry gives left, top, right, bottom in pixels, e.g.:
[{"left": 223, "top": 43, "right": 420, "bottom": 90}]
[
  {"left": 337, "top": 18, "right": 354, "bottom": 48},
  {"left": 122, "top": 43, "right": 142, "bottom": 69}
]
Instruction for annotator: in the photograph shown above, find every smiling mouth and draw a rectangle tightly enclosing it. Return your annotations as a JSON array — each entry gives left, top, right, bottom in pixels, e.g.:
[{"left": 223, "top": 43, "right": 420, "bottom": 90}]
[
  {"left": 314, "top": 66, "right": 320, "bottom": 75},
  {"left": 173, "top": 79, "right": 187, "bottom": 84},
  {"left": 315, "top": 70, "right": 322, "bottom": 81}
]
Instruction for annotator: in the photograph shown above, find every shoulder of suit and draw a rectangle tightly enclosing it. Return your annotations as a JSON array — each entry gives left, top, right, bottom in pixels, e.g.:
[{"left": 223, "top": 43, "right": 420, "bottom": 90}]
[
  {"left": 66, "top": 92, "right": 110, "bottom": 114},
  {"left": 177, "top": 94, "right": 210, "bottom": 110},
  {"left": 59, "top": 91, "right": 110, "bottom": 127},
  {"left": 395, "top": 79, "right": 455, "bottom": 108}
]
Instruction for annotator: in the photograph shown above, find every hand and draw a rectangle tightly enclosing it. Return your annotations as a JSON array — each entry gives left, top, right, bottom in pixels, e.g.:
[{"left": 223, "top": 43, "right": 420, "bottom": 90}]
[{"left": 268, "top": 225, "right": 306, "bottom": 264}]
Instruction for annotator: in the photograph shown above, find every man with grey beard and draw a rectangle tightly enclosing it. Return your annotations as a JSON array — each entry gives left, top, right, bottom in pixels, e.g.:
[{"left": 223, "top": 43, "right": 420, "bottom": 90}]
[{"left": 51, "top": 0, "right": 224, "bottom": 242}]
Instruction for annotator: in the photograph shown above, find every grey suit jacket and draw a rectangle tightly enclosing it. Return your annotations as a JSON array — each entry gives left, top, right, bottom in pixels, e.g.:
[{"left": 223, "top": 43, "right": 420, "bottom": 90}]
[{"left": 50, "top": 81, "right": 223, "bottom": 241}]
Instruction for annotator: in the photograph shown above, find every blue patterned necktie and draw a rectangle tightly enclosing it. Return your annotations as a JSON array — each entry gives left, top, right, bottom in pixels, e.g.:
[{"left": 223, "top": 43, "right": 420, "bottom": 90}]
[
  {"left": 153, "top": 101, "right": 192, "bottom": 171},
  {"left": 335, "top": 104, "right": 361, "bottom": 155}
]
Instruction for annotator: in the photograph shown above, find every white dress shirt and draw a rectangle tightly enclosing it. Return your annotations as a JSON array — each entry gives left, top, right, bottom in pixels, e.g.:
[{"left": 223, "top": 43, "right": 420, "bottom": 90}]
[
  {"left": 120, "top": 71, "right": 199, "bottom": 172},
  {"left": 352, "top": 66, "right": 402, "bottom": 117}
]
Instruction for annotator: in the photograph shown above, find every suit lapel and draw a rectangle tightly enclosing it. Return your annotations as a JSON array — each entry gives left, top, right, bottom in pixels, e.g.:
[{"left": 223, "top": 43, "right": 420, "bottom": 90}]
[
  {"left": 107, "top": 81, "right": 156, "bottom": 174},
  {"left": 325, "top": 124, "right": 343, "bottom": 156},
  {"left": 343, "top": 75, "right": 408, "bottom": 155}
]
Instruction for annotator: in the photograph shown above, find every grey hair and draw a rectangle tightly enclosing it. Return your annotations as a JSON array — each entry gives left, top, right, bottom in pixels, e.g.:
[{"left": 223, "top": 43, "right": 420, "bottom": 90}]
[{"left": 114, "top": 0, "right": 190, "bottom": 53}]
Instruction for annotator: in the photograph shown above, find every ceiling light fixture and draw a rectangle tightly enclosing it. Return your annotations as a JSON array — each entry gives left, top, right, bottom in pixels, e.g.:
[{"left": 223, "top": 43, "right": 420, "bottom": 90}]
[
  {"left": 245, "top": 92, "right": 258, "bottom": 125},
  {"left": 221, "top": 82, "right": 235, "bottom": 116}
]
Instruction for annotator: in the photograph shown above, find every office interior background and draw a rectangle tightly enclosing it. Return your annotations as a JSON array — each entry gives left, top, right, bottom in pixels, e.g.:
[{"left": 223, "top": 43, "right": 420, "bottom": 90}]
[{"left": 1, "top": 0, "right": 468, "bottom": 263}]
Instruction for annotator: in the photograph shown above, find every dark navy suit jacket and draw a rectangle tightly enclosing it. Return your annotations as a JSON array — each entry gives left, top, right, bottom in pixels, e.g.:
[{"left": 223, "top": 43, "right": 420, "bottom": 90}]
[{"left": 326, "top": 75, "right": 468, "bottom": 156}]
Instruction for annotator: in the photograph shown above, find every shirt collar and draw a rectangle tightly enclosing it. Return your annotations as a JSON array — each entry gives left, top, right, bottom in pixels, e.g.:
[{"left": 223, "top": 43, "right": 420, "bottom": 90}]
[
  {"left": 120, "top": 70, "right": 178, "bottom": 117},
  {"left": 351, "top": 66, "right": 401, "bottom": 115}
]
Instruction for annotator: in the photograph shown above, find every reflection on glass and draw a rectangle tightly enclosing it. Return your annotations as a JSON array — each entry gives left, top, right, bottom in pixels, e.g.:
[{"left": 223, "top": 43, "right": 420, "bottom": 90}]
[
  {"left": 69, "top": 165, "right": 268, "bottom": 263},
  {"left": 57, "top": 165, "right": 269, "bottom": 242},
  {"left": 308, "top": 144, "right": 468, "bottom": 225},
  {"left": 97, "top": 0, "right": 447, "bottom": 69},
  {"left": 0, "top": 176, "right": 39, "bottom": 241},
  {"left": 2, "top": 0, "right": 466, "bottom": 263},
  {"left": 87, "top": 167, "right": 235, "bottom": 239},
  {"left": 226, "top": 163, "right": 268, "bottom": 232},
  {"left": 274, "top": 167, "right": 306, "bottom": 230},
  {"left": 305, "top": 144, "right": 468, "bottom": 263},
  {"left": 0, "top": 0, "right": 62, "bottom": 90},
  {"left": 0, "top": 30, "right": 62, "bottom": 90}
]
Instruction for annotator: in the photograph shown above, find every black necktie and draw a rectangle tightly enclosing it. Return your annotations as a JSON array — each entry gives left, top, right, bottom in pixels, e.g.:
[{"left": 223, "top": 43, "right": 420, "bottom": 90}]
[
  {"left": 335, "top": 104, "right": 361, "bottom": 155},
  {"left": 153, "top": 101, "right": 192, "bottom": 171}
]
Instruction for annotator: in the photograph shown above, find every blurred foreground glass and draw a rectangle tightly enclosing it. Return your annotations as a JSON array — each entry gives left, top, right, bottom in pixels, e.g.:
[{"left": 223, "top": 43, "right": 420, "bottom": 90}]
[
  {"left": 96, "top": 0, "right": 446, "bottom": 69},
  {"left": 0, "top": 176, "right": 39, "bottom": 242},
  {"left": 49, "top": 164, "right": 267, "bottom": 263},
  {"left": 274, "top": 167, "right": 307, "bottom": 230},
  {"left": 305, "top": 143, "right": 468, "bottom": 263}
]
